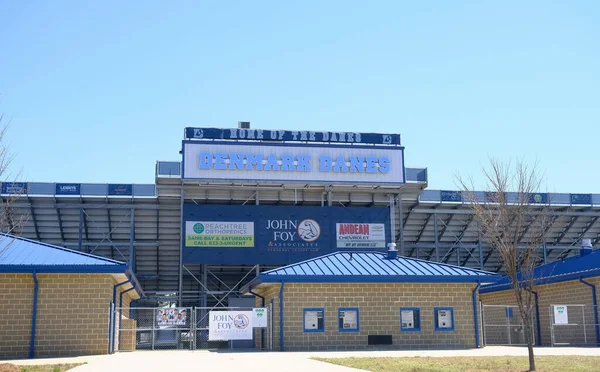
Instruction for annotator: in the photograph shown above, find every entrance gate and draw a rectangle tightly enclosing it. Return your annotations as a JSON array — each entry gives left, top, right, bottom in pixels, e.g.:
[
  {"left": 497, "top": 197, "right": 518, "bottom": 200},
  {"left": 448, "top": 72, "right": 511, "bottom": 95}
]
[
  {"left": 112, "top": 305, "right": 273, "bottom": 352},
  {"left": 481, "top": 304, "right": 536, "bottom": 346},
  {"left": 549, "top": 304, "right": 599, "bottom": 346}
]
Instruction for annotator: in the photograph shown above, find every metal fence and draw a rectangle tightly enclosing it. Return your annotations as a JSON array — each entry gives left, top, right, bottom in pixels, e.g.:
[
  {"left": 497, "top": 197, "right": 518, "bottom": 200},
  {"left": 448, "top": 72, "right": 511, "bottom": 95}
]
[
  {"left": 481, "top": 304, "right": 536, "bottom": 346},
  {"left": 550, "top": 304, "right": 600, "bottom": 346},
  {"left": 113, "top": 305, "right": 272, "bottom": 352}
]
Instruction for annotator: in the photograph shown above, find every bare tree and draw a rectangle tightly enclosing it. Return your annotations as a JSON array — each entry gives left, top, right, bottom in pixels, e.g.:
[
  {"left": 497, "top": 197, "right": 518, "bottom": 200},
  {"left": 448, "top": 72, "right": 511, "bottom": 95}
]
[
  {"left": 459, "top": 159, "right": 551, "bottom": 372},
  {"left": 0, "top": 114, "right": 28, "bottom": 258}
]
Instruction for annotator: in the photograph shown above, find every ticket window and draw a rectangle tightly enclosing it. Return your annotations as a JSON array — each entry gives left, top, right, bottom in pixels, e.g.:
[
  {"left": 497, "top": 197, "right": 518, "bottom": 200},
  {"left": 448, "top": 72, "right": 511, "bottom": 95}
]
[
  {"left": 400, "top": 308, "right": 421, "bottom": 331},
  {"left": 303, "top": 308, "right": 325, "bottom": 332},
  {"left": 434, "top": 307, "right": 455, "bottom": 331},
  {"left": 338, "top": 308, "right": 359, "bottom": 332}
]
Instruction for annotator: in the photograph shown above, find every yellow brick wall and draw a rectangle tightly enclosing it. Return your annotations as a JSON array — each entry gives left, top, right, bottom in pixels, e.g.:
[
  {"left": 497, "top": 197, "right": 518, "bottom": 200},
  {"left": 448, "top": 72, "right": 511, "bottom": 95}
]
[
  {"left": 480, "top": 277, "right": 600, "bottom": 346},
  {"left": 0, "top": 274, "right": 33, "bottom": 359},
  {"left": 255, "top": 282, "right": 480, "bottom": 351},
  {"left": 0, "top": 273, "right": 138, "bottom": 359}
]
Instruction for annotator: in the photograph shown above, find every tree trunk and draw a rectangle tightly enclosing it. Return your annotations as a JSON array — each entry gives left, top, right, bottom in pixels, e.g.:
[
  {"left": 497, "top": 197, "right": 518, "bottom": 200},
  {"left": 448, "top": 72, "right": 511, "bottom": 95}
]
[{"left": 524, "top": 323, "right": 536, "bottom": 371}]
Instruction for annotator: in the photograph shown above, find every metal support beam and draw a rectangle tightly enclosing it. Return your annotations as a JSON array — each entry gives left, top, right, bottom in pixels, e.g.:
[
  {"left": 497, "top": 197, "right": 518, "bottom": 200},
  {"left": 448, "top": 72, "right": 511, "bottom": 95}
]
[
  {"left": 28, "top": 199, "right": 40, "bottom": 241},
  {"left": 107, "top": 208, "right": 114, "bottom": 259},
  {"left": 78, "top": 208, "right": 83, "bottom": 252},
  {"left": 129, "top": 209, "right": 135, "bottom": 271},
  {"left": 389, "top": 194, "right": 396, "bottom": 250},
  {"left": 441, "top": 214, "right": 474, "bottom": 264},
  {"left": 398, "top": 197, "right": 404, "bottom": 256},
  {"left": 56, "top": 208, "right": 65, "bottom": 242},
  {"left": 555, "top": 216, "right": 600, "bottom": 260},
  {"left": 178, "top": 189, "right": 184, "bottom": 306},
  {"left": 555, "top": 216, "right": 579, "bottom": 244},
  {"left": 433, "top": 213, "right": 439, "bottom": 261}
]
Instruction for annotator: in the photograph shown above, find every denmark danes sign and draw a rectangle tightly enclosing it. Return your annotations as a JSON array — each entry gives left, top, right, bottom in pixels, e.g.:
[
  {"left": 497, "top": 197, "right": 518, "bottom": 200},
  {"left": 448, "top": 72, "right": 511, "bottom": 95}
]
[{"left": 182, "top": 141, "right": 404, "bottom": 184}]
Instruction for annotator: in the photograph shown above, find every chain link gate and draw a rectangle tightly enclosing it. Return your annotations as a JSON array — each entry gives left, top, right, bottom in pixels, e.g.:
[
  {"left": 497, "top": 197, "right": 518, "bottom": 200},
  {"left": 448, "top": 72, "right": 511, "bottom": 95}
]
[
  {"left": 550, "top": 304, "right": 600, "bottom": 346},
  {"left": 481, "top": 304, "right": 536, "bottom": 346},
  {"left": 113, "top": 305, "right": 272, "bottom": 352}
]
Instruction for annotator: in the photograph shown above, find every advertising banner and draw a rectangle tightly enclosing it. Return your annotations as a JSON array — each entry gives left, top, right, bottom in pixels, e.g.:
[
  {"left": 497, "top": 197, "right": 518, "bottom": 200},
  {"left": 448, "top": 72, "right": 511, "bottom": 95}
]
[
  {"left": 108, "top": 184, "right": 133, "bottom": 196},
  {"left": 2, "top": 182, "right": 27, "bottom": 194},
  {"left": 336, "top": 223, "right": 385, "bottom": 248},
  {"left": 156, "top": 308, "right": 189, "bottom": 327},
  {"left": 184, "top": 127, "right": 401, "bottom": 145},
  {"left": 182, "top": 204, "right": 390, "bottom": 265},
  {"left": 56, "top": 183, "right": 81, "bottom": 195},
  {"left": 554, "top": 305, "right": 568, "bottom": 324},
  {"left": 252, "top": 308, "right": 268, "bottom": 328},
  {"left": 185, "top": 221, "right": 254, "bottom": 247},
  {"left": 209, "top": 311, "right": 253, "bottom": 340},
  {"left": 182, "top": 141, "right": 405, "bottom": 185}
]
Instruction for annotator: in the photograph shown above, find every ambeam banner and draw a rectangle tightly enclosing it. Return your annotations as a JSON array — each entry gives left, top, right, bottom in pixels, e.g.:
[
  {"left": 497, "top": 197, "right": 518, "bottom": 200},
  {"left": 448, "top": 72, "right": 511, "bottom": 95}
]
[
  {"left": 209, "top": 311, "right": 253, "bottom": 341},
  {"left": 182, "top": 204, "right": 390, "bottom": 265},
  {"left": 336, "top": 223, "right": 386, "bottom": 248}
]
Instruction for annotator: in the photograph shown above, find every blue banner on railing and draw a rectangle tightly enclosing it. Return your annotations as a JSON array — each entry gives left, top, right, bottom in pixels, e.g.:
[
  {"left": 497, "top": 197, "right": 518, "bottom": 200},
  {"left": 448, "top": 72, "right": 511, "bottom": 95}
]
[
  {"left": 56, "top": 183, "right": 81, "bottom": 195},
  {"left": 440, "top": 190, "right": 462, "bottom": 202},
  {"left": 184, "top": 127, "right": 401, "bottom": 145},
  {"left": 182, "top": 205, "right": 391, "bottom": 265},
  {"left": 571, "top": 194, "right": 592, "bottom": 205},
  {"left": 2, "top": 182, "right": 27, "bottom": 194},
  {"left": 108, "top": 184, "right": 133, "bottom": 196},
  {"left": 529, "top": 193, "right": 548, "bottom": 204}
]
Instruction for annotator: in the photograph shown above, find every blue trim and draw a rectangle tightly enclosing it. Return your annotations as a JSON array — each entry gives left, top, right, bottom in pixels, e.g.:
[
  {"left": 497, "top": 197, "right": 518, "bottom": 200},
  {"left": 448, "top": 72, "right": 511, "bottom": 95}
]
[
  {"left": 29, "top": 271, "right": 38, "bottom": 359},
  {"left": 480, "top": 268, "right": 600, "bottom": 293},
  {"left": 249, "top": 288, "right": 266, "bottom": 349},
  {"left": 472, "top": 282, "right": 481, "bottom": 348},
  {"left": 0, "top": 265, "right": 129, "bottom": 274},
  {"left": 256, "top": 274, "right": 499, "bottom": 284},
  {"left": 579, "top": 278, "right": 600, "bottom": 346},
  {"left": 338, "top": 308, "right": 359, "bottom": 332},
  {"left": 303, "top": 308, "right": 325, "bottom": 333},
  {"left": 532, "top": 290, "right": 542, "bottom": 346},
  {"left": 118, "top": 284, "right": 136, "bottom": 350},
  {"left": 111, "top": 278, "right": 132, "bottom": 353},
  {"left": 400, "top": 307, "right": 421, "bottom": 332},
  {"left": 434, "top": 307, "right": 455, "bottom": 331},
  {"left": 279, "top": 283, "right": 285, "bottom": 351}
]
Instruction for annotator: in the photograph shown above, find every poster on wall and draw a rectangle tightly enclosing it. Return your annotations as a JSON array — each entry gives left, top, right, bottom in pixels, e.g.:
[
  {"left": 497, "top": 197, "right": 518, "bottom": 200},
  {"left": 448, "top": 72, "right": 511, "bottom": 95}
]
[
  {"left": 401, "top": 310, "right": 415, "bottom": 329},
  {"left": 336, "top": 223, "right": 386, "bottom": 248},
  {"left": 156, "top": 308, "right": 188, "bottom": 327},
  {"left": 304, "top": 310, "right": 324, "bottom": 331},
  {"left": 339, "top": 309, "right": 358, "bottom": 329},
  {"left": 185, "top": 221, "right": 254, "bottom": 247},
  {"left": 554, "top": 305, "right": 569, "bottom": 324},
  {"left": 209, "top": 311, "right": 253, "bottom": 340},
  {"left": 252, "top": 308, "right": 268, "bottom": 328}
]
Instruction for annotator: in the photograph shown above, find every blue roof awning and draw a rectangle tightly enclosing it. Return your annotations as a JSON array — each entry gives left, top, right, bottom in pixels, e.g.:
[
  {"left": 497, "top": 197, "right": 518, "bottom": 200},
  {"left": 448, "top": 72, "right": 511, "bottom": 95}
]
[
  {"left": 480, "top": 250, "right": 600, "bottom": 294},
  {"left": 244, "top": 251, "right": 501, "bottom": 290},
  {"left": 0, "top": 233, "right": 129, "bottom": 274}
]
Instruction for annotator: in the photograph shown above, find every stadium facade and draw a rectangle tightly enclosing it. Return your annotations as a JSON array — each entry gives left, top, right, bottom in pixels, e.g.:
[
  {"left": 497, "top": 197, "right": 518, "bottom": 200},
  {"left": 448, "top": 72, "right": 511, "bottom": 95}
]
[{"left": 3, "top": 123, "right": 600, "bottom": 308}]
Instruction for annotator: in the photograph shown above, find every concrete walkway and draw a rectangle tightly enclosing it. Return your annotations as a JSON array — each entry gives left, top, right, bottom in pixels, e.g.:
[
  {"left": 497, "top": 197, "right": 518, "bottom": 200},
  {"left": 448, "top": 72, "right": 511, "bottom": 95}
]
[{"left": 6, "top": 347, "right": 600, "bottom": 372}]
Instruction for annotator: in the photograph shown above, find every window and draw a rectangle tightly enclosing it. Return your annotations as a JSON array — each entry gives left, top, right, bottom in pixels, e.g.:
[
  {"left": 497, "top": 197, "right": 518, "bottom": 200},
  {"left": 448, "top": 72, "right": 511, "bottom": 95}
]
[
  {"left": 303, "top": 308, "right": 325, "bottom": 332},
  {"left": 400, "top": 308, "right": 421, "bottom": 331},
  {"left": 434, "top": 307, "right": 455, "bottom": 331},
  {"left": 338, "top": 308, "right": 359, "bottom": 332}
]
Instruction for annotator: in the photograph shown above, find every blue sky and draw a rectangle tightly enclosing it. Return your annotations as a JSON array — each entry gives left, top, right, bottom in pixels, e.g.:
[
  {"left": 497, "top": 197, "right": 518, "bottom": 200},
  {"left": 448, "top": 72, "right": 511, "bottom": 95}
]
[{"left": 1, "top": 1, "right": 598, "bottom": 192}]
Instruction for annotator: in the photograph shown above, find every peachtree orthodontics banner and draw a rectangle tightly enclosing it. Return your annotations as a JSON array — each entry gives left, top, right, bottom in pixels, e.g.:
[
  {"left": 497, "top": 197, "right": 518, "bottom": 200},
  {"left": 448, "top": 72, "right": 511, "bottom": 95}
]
[{"left": 182, "top": 204, "right": 390, "bottom": 265}]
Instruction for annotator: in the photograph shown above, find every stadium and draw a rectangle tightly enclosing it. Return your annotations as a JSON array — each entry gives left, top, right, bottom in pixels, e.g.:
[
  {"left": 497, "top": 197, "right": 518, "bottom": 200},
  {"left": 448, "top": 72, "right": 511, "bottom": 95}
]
[{"left": 2, "top": 123, "right": 600, "bottom": 355}]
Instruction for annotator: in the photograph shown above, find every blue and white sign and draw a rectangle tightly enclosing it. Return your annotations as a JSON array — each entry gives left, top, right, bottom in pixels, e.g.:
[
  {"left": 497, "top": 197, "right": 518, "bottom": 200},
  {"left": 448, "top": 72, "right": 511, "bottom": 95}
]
[
  {"left": 571, "top": 194, "right": 592, "bottom": 205},
  {"left": 185, "top": 127, "right": 401, "bottom": 145},
  {"left": 108, "top": 184, "right": 133, "bottom": 196},
  {"left": 56, "top": 183, "right": 81, "bottom": 195},
  {"left": 2, "top": 182, "right": 27, "bottom": 194},
  {"left": 182, "top": 141, "right": 405, "bottom": 184}
]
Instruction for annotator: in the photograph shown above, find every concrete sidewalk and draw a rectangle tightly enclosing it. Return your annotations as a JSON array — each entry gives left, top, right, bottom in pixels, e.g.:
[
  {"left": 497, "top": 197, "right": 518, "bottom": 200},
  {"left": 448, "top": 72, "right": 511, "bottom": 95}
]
[{"left": 6, "top": 347, "right": 600, "bottom": 372}]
